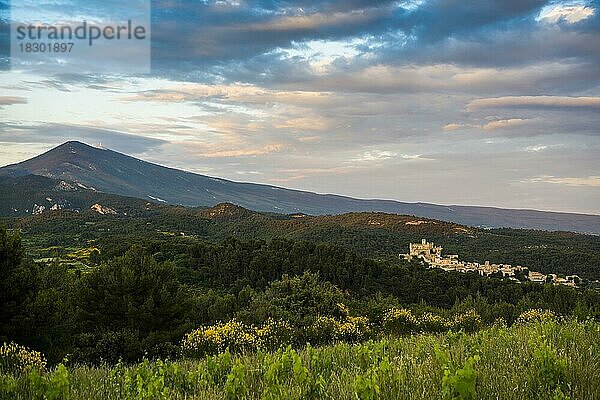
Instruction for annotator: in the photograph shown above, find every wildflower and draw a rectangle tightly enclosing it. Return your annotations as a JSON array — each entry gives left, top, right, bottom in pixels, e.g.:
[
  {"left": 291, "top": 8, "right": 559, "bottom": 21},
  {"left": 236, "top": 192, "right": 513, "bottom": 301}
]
[
  {"left": 383, "top": 308, "right": 419, "bottom": 334},
  {"left": 0, "top": 342, "right": 47, "bottom": 374},
  {"left": 517, "top": 309, "right": 556, "bottom": 324}
]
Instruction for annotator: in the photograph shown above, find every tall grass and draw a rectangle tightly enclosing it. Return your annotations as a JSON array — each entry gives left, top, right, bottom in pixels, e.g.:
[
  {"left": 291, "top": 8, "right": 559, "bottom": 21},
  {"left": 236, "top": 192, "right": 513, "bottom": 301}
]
[{"left": 2, "top": 318, "right": 598, "bottom": 399}]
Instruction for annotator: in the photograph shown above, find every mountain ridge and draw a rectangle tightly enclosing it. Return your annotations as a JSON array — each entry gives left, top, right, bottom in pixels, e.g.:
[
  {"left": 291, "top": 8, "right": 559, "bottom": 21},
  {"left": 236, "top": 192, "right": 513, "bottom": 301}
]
[{"left": 1, "top": 141, "right": 599, "bottom": 234}]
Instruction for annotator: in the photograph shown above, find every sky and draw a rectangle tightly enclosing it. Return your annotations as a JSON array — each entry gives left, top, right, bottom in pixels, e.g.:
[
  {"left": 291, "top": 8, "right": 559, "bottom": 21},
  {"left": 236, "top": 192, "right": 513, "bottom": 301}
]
[{"left": 0, "top": 0, "right": 599, "bottom": 214}]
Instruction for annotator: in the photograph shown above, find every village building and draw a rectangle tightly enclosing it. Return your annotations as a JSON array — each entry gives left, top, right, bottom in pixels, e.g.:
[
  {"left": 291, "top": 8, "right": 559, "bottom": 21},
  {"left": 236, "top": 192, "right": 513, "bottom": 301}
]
[{"left": 401, "top": 239, "right": 580, "bottom": 287}]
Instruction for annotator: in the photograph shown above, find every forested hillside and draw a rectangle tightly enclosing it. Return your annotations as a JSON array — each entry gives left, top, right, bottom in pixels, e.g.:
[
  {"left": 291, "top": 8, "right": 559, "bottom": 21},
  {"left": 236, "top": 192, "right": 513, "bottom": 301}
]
[
  {"left": 1, "top": 225, "right": 599, "bottom": 365},
  {"left": 4, "top": 201, "right": 600, "bottom": 278}
]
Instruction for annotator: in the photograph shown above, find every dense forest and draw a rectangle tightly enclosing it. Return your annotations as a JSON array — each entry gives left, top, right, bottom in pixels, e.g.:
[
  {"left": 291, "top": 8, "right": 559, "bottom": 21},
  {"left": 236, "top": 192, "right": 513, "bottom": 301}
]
[{"left": 1, "top": 225, "right": 599, "bottom": 366}]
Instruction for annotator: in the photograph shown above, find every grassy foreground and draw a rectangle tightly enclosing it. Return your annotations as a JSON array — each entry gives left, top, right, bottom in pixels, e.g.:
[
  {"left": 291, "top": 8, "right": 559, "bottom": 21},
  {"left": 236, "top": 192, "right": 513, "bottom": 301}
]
[{"left": 2, "top": 318, "right": 599, "bottom": 400}]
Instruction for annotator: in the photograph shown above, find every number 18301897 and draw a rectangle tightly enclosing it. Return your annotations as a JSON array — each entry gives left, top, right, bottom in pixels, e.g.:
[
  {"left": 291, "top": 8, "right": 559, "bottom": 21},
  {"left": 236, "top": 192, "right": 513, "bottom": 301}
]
[{"left": 18, "top": 42, "right": 74, "bottom": 53}]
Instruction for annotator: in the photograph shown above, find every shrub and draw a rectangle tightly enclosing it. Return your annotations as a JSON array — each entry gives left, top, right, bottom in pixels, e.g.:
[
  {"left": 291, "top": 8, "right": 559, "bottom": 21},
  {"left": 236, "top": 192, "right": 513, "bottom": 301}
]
[
  {"left": 517, "top": 309, "right": 556, "bottom": 324},
  {"left": 0, "top": 342, "right": 47, "bottom": 374},
  {"left": 384, "top": 309, "right": 483, "bottom": 334},
  {"left": 419, "top": 312, "right": 450, "bottom": 333},
  {"left": 354, "top": 356, "right": 397, "bottom": 400},
  {"left": 183, "top": 315, "right": 372, "bottom": 356},
  {"left": 72, "top": 330, "right": 143, "bottom": 365},
  {"left": 450, "top": 310, "right": 482, "bottom": 332},
  {"left": 383, "top": 308, "right": 419, "bottom": 334},
  {"left": 354, "top": 373, "right": 380, "bottom": 400},
  {"left": 247, "top": 272, "right": 346, "bottom": 327},
  {"left": 340, "top": 316, "right": 371, "bottom": 342},
  {"left": 182, "top": 320, "right": 256, "bottom": 357},
  {"left": 307, "top": 316, "right": 371, "bottom": 345},
  {"left": 203, "top": 350, "right": 234, "bottom": 386},
  {"left": 256, "top": 319, "right": 295, "bottom": 351},
  {"left": 183, "top": 319, "right": 297, "bottom": 357},
  {"left": 442, "top": 354, "right": 480, "bottom": 400}
]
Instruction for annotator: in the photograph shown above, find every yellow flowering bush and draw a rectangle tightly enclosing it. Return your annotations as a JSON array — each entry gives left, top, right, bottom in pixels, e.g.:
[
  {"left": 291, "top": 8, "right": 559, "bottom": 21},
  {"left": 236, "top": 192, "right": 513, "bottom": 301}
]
[
  {"left": 384, "top": 309, "right": 482, "bottom": 334},
  {"left": 449, "top": 310, "right": 482, "bottom": 332},
  {"left": 383, "top": 308, "right": 419, "bottom": 334},
  {"left": 0, "top": 342, "right": 47, "bottom": 374},
  {"left": 255, "top": 319, "right": 295, "bottom": 351},
  {"left": 182, "top": 320, "right": 256, "bottom": 357},
  {"left": 182, "top": 308, "right": 486, "bottom": 358},
  {"left": 182, "top": 319, "right": 296, "bottom": 357},
  {"left": 308, "top": 316, "right": 371, "bottom": 345},
  {"left": 418, "top": 312, "right": 450, "bottom": 333},
  {"left": 340, "top": 316, "right": 371, "bottom": 342},
  {"left": 517, "top": 309, "right": 556, "bottom": 324}
]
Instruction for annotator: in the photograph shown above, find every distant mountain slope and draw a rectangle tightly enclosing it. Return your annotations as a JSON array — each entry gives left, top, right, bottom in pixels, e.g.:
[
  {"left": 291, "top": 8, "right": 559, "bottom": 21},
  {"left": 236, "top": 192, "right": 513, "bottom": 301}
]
[
  {"left": 1, "top": 141, "right": 598, "bottom": 233},
  {"left": 0, "top": 174, "right": 154, "bottom": 217}
]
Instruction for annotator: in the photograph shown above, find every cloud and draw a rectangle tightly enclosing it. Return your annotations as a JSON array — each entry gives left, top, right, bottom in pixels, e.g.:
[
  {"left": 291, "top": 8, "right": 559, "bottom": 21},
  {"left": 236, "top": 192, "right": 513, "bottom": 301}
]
[
  {"left": 186, "top": 143, "right": 286, "bottom": 158},
  {"left": 351, "top": 150, "right": 433, "bottom": 163},
  {"left": 538, "top": 4, "right": 595, "bottom": 24},
  {"left": 524, "top": 175, "right": 600, "bottom": 187},
  {"left": 122, "top": 83, "right": 336, "bottom": 106},
  {"left": 0, "top": 122, "right": 167, "bottom": 155},
  {"left": 399, "top": 153, "right": 431, "bottom": 160},
  {"left": 271, "top": 62, "right": 598, "bottom": 95},
  {"left": 149, "top": 0, "right": 399, "bottom": 69},
  {"left": 525, "top": 144, "right": 549, "bottom": 152},
  {"left": 524, "top": 144, "right": 563, "bottom": 152},
  {"left": 275, "top": 116, "right": 333, "bottom": 131},
  {"left": 442, "top": 119, "right": 533, "bottom": 131},
  {"left": 467, "top": 96, "right": 600, "bottom": 111},
  {"left": 241, "top": 9, "right": 383, "bottom": 32},
  {"left": 4, "top": 0, "right": 600, "bottom": 82},
  {"left": 482, "top": 118, "right": 531, "bottom": 130},
  {"left": 297, "top": 135, "right": 322, "bottom": 142},
  {"left": 443, "top": 123, "right": 477, "bottom": 131},
  {"left": 270, "top": 165, "right": 357, "bottom": 183},
  {"left": 0, "top": 96, "right": 27, "bottom": 105},
  {"left": 144, "top": 0, "right": 600, "bottom": 80},
  {"left": 353, "top": 150, "right": 397, "bottom": 162},
  {"left": 380, "top": 19, "right": 600, "bottom": 70}
]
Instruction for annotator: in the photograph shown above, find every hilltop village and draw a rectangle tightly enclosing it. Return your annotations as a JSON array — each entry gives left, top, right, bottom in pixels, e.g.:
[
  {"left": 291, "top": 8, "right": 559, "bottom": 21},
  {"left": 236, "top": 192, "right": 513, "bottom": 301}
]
[{"left": 402, "top": 239, "right": 580, "bottom": 287}]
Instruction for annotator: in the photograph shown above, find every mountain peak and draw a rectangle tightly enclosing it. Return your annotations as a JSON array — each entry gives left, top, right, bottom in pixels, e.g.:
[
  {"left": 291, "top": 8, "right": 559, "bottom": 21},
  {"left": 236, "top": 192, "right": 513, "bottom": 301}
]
[
  {"left": 54, "top": 141, "right": 104, "bottom": 152},
  {"left": 0, "top": 140, "right": 119, "bottom": 185},
  {"left": 61, "top": 140, "right": 87, "bottom": 146}
]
